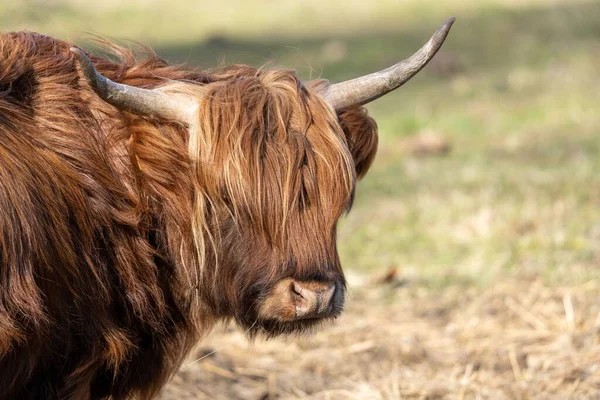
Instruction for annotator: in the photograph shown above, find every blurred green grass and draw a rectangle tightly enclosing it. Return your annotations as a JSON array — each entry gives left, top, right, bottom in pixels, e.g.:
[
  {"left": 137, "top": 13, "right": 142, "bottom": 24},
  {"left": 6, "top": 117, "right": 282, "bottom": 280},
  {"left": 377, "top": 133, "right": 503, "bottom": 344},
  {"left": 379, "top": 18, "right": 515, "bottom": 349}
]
[{"left": 3, "top": 0, "right": 599, "bottom": 286}]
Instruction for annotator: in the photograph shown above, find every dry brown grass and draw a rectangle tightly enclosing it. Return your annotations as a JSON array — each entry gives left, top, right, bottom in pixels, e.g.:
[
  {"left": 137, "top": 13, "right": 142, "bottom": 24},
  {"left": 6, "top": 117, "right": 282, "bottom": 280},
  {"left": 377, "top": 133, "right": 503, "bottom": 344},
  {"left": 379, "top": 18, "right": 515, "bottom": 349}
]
[{"left": 160, "top": 272, "right": 600, "bottom": 399}]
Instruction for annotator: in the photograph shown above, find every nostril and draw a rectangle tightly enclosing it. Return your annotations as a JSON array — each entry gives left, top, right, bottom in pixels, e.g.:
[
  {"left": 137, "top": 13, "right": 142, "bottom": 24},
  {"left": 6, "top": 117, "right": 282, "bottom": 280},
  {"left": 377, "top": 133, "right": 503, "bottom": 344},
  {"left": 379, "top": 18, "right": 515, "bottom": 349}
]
[
  {"left": 258, "top": 278, "right": 345, "bottom": 322},
  {"left": 290, "top": 281, "right": 305, "bottom": 299},
  {"left": 289, "top": 280, "right": 338, "bottom": 320}
]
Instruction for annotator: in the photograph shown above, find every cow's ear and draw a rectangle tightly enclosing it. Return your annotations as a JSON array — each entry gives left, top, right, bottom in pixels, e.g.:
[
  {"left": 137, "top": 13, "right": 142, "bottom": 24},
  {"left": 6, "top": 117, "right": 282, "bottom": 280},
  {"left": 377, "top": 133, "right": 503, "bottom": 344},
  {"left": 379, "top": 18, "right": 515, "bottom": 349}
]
[{"left": 338, "top": 107, "right": 378, "bottom": 179}]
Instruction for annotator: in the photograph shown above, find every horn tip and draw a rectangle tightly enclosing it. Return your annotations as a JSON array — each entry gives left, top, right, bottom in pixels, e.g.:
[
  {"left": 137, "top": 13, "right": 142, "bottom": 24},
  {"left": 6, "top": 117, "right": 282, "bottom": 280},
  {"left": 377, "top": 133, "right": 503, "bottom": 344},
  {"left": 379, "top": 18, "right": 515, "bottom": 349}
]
[
  {"left": 430, "top": 17, "right": 456, "bottom": 49},
  {"left": 69, "top": 47, "right": 101, "bottom": 91},
  {"left": 440, "top": 17, "right": 456, "bottom": 34},
  {"left": 70, "top": 47, "right": 92, "bottom": 66},
  {"left": 70, "top": 46, "right": 84, "bottom": 57},
  {"left": 440, "top": 17, "right": 456, "bottom": 33}
]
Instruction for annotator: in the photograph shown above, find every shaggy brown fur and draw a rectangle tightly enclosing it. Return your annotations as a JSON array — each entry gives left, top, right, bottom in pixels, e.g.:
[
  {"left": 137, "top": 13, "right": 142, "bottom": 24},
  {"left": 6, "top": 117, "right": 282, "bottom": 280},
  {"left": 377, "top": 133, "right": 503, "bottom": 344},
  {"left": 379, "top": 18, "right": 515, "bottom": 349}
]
[{"left": 0, "top": 31, "right": 378, "bottom": 399}]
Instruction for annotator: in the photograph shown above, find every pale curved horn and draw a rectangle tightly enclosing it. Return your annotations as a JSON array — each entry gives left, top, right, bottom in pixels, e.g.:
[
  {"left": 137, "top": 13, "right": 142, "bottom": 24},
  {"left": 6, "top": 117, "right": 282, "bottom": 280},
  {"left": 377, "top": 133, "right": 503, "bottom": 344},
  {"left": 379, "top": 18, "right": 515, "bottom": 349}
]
[
  {"left": 325, "top": 17, "right": 456, "bottom": 112},
  {"left": 70, "top": 47, "right": 197, "bottom": 123}
]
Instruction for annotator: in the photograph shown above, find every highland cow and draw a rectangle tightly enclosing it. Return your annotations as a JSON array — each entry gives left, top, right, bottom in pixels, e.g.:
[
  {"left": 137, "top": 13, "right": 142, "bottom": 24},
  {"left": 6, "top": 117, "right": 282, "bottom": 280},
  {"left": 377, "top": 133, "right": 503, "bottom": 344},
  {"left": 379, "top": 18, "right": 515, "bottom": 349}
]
[{"left": 0, "top": 18, "right": 454, "bottom": 399}]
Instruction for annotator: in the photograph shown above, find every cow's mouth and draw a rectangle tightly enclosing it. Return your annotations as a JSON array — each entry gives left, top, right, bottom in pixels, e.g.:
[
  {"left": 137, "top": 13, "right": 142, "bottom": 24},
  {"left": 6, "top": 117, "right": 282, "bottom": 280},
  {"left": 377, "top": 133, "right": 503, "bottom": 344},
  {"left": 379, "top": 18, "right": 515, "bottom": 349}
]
[{"left": 250, "top": 315, "right": 339, "bottom": 337}]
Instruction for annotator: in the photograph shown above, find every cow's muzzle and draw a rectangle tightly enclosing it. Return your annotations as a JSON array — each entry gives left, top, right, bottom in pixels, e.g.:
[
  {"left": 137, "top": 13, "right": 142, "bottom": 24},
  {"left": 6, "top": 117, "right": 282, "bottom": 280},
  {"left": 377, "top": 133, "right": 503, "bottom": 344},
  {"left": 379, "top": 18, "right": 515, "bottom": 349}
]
[{"left": 257, "top": 278, "right": 344, "bottom": 322}]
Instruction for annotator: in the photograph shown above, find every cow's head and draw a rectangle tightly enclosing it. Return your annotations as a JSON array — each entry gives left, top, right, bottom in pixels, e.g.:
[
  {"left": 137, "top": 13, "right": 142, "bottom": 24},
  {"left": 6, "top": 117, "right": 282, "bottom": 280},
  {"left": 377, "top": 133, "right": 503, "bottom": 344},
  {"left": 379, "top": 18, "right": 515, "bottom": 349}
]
[{"left": 71, "top": 18, "right": 454, "bottom": 336}]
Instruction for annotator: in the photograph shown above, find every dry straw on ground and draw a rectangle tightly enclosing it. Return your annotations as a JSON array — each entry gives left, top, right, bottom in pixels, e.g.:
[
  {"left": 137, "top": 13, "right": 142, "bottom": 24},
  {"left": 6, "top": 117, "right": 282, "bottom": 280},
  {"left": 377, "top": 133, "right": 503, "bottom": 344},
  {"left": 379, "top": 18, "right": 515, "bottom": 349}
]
[{"left": 161, "top": 272, "right": 600, "bottom": 399}]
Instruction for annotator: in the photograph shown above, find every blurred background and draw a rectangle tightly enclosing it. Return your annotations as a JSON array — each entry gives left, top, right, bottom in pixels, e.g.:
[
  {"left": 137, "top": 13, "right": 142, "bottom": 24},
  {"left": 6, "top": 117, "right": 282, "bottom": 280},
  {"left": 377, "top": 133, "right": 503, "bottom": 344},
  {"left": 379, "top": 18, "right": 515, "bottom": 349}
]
[{"left": 4, "top": 0, "right": 599, "bottom": 398}]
